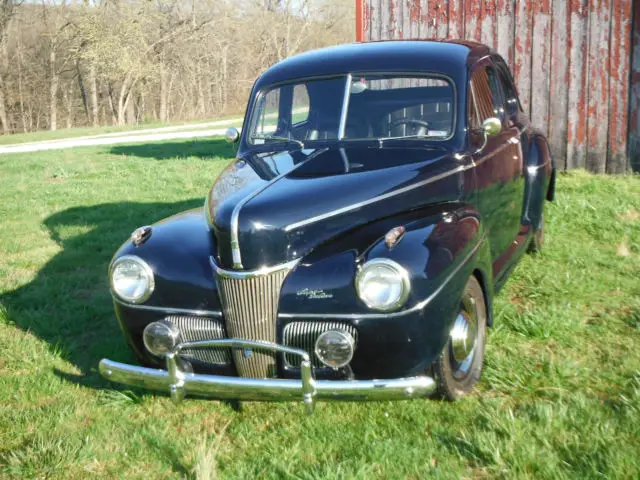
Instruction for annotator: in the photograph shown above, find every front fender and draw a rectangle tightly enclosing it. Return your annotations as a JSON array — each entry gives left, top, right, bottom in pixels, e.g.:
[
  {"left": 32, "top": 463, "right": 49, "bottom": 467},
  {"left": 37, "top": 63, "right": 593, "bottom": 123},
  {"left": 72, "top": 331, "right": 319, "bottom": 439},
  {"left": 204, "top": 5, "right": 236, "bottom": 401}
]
[
  {"left": 111, "top": 208, "right": 221, "bottom": 312},
  {"left": 278, "top": 204, "right": 493, "bottom": 378}
]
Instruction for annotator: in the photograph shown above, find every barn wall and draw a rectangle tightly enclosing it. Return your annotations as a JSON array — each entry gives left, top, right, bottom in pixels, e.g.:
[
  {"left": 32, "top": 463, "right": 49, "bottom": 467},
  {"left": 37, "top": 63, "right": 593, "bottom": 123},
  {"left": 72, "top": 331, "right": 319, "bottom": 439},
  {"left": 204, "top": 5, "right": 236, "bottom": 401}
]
[
  {"left": 630, "top": 0, "right": 640, "bottom": 171},
  {"left": 357, "top": 0, "right": 634, "bottom": 173}
]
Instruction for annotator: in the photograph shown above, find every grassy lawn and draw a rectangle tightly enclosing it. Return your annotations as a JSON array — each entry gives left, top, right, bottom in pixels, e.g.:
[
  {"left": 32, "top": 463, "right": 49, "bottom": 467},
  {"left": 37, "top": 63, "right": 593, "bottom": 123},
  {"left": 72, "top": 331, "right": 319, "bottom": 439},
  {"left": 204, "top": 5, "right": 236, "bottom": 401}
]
[
  {"left": 0, "top": 140, "right": 639, "bottom": 479},
  {"left": 0, "top": 114, "right": 243, "bottom": 146}
]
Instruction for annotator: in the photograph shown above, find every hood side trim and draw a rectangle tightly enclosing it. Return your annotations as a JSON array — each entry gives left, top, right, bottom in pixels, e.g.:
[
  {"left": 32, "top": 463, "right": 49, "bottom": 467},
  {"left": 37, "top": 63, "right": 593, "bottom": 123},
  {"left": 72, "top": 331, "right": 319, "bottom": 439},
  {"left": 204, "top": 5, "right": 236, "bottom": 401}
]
[
  {"left": 284, "top": 163, "right": 468, "bottom": 232},
  {"left": 230, "top": 149, "right": 327, "bottom": 269}
]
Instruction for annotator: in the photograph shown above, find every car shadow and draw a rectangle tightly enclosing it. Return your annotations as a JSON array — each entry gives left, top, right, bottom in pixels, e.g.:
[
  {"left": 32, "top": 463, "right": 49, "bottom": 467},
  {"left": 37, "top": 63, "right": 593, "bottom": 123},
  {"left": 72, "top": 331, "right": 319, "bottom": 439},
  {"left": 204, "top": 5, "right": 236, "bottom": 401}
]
[
  {"left": 110, "top": 137, "right": 235, "bottom": 160},
  {"left": 0, "top": 199, "right": 203, "bottom": 390}
]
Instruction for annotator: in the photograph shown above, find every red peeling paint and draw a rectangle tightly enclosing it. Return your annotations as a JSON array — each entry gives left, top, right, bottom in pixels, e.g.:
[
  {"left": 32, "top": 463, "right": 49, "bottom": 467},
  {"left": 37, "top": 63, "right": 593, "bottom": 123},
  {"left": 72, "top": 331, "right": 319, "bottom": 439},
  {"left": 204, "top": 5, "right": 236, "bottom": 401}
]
[{"left": 358, "top": 0, "right": 635, "bottom": 172}]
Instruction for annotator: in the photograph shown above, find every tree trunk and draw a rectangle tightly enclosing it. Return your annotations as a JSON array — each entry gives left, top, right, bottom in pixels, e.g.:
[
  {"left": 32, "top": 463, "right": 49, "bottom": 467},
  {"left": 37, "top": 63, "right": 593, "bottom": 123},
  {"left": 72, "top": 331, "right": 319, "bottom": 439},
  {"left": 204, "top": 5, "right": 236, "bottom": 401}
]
[
  {"left": 49, "top": 48, "right": 58, "bottom": 131},
  {"left": 76, "top": 61, "right": 89, "bottom": 122},
  {"left": 0, "top": 78, "right": 9, "bottom": 134},
  {"left": 89, "top": 65, "right": 98, "bottom": 127},
  {"left": 159, "top": 62, "right": 168, "bottom": 123}
]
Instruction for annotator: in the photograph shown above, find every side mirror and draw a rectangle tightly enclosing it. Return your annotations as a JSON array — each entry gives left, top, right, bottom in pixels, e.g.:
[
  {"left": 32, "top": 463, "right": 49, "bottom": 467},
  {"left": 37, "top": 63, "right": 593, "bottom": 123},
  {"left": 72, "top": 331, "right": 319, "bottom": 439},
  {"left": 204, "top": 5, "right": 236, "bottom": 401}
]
[
  {"left": 225, "top": 127, "right": 240, "bottom": 144},
  {"left": 482, "top": 117, "right": 502, "bottom": 136}
]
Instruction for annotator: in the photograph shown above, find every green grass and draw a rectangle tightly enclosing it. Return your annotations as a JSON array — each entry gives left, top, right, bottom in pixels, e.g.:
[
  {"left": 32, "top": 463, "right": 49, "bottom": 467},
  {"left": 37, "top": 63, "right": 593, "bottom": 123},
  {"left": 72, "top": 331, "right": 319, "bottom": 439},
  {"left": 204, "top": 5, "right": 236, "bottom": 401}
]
[
  {"left": 0, "top": 113, "right": 244, "bottom": 146},
  {"left": 0, "top": 140, "right": 639, "bottom": 478}
]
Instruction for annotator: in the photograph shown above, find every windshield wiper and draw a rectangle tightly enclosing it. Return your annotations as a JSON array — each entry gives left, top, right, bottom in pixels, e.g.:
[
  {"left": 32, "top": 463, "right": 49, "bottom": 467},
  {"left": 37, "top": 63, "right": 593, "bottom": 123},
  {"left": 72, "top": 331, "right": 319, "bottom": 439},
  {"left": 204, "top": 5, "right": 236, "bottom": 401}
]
[
  {"left": 377, "top": 134, "right": 440, "bottom": 146},
  {"left": 251, "top": 135, "right": 304, "bottom": 149}
]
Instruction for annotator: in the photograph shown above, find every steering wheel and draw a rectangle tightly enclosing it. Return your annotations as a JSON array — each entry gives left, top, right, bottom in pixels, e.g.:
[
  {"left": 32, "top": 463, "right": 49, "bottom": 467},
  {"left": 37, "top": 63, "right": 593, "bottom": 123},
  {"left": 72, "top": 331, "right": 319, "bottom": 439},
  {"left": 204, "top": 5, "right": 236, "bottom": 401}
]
[{"left": 388, "top": 118, "right": 430, "bottom": 136}]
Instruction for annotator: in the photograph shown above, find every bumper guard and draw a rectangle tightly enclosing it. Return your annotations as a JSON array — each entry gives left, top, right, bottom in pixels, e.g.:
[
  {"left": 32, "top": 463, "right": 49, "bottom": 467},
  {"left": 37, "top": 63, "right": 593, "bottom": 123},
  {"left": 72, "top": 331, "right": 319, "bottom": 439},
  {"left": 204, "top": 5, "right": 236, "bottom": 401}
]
[{"left": 99, "top": 339, "right": 436, "bottom": 414}]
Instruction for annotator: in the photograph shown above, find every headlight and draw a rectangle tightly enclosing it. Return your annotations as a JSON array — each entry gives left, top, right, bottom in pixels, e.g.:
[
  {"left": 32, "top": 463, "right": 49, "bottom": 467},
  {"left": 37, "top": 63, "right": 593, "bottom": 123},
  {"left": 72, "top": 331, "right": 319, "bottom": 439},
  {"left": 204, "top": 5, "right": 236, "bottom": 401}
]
[
  {"left": 355, "top": 258, "right": 410, "bottom": 311},
  {"left": 110, "top": 255, "right": 155, "bottom": 304}
]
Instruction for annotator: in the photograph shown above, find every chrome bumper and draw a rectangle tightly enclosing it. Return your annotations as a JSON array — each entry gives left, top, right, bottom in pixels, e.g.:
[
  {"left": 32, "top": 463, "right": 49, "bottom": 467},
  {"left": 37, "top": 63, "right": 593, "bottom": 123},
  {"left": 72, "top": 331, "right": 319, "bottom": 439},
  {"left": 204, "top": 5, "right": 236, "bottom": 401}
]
[{"left": 99, "top": 339, "right": 436, "bottom": 414}]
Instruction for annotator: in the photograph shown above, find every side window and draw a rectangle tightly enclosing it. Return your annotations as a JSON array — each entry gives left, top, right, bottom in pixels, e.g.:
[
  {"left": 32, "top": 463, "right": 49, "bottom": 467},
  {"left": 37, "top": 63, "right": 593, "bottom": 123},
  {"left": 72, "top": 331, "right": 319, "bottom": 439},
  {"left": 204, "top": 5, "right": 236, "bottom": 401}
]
[
  {"left": 254, "top": 89, "right": 280, "bottom": 136},
  {"left": 292, "top": 85, "right": 310, "bottom": 124},
  {"left": 493, "top": 56, "right": 522, "bottom": 114},
  {"left": 468, "top": 67, "right": 505, "bottom": 130}
]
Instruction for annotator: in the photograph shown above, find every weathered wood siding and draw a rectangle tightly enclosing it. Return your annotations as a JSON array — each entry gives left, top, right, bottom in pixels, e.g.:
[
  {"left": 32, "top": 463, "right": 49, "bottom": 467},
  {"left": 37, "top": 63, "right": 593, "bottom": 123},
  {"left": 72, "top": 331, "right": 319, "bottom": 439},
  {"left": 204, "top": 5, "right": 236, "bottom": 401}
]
[
  {"left": 357, "top": 0, "right": 634, "bottom": 172},
  {"left": 630, "top": 1, "right": 640, "bottom": 171}
]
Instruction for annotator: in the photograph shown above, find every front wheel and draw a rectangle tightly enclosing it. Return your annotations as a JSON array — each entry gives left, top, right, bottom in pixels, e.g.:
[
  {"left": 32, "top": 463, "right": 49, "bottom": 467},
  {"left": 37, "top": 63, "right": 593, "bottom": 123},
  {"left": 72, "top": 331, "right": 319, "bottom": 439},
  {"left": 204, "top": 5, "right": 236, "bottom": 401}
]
[{"left": 432, "top": 275, "right": 487, "bottom": 400}]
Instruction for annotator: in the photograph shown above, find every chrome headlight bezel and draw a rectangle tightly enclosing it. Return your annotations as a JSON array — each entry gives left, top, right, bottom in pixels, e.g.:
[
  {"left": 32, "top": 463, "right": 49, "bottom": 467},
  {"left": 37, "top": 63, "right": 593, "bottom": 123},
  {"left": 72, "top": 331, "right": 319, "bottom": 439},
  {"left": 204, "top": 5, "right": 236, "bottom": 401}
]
[
  {"left": 109, "top": 255, "right": 155, "bottom": 304},
  {"left": 355, "top": 258, "right": 411, "bottom": 312}
]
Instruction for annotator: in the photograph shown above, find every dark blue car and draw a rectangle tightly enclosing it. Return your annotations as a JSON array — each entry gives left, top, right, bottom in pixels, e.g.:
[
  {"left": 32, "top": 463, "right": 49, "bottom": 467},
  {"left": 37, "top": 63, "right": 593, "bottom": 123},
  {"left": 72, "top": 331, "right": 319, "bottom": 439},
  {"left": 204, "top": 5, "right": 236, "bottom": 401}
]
[{"left": 100, "top": 40, "right": 555, "bottom": 414}]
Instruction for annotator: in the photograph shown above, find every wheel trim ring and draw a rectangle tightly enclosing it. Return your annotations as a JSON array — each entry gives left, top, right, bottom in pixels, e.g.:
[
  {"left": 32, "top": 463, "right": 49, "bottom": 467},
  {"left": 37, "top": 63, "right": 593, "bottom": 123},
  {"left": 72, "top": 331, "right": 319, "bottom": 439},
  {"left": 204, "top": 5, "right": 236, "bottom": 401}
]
[{"left": 449, "top": 295, "right": 478, "bottom": 379}]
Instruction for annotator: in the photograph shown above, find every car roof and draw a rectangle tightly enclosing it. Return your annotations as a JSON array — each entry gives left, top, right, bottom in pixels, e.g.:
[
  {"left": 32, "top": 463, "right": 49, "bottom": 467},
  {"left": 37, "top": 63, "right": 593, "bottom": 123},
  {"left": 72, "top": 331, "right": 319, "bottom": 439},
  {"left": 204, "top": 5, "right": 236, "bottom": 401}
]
[{"left": 254, "top": 40, "right": 493, "bottom": 89}]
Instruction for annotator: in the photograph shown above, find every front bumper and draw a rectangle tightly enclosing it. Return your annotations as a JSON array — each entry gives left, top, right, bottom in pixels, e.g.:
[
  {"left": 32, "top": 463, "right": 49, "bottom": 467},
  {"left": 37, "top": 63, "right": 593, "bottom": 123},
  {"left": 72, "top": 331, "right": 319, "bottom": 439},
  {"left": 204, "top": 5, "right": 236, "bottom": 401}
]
[{"left": 99, "top": 338, "right": 436, "bottom": 414}]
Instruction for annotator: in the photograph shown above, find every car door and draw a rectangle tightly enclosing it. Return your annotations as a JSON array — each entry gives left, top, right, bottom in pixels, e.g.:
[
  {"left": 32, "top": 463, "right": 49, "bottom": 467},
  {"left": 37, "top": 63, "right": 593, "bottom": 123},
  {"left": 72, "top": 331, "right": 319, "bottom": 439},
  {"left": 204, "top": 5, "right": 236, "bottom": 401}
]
[{"left": 468, "top": 59, "right": 525, "bottom": 281}]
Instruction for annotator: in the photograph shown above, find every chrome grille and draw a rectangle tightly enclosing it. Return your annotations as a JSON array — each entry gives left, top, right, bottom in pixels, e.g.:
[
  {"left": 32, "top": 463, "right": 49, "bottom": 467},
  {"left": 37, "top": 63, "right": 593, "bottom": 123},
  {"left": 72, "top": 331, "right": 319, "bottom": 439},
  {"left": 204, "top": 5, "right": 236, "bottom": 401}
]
[
  {"left": 216, "top": 266, "right": 292, "bottom": 378},
  {"left": 283, "top": 321, "right": 358, "bottom": 368},
  {"left": 166, "top": 315, "right": 231, "bottom": 366}
]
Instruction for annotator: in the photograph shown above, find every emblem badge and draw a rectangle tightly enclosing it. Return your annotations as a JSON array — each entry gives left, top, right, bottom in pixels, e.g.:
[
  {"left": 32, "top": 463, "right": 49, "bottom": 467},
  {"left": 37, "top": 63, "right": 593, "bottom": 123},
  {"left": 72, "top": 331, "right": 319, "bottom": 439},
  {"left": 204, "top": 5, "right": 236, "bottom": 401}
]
[
  {"left": 296, "top": 288, "right": 333, "bottom": 299},
  {"left": 242, "top": 348, "right": 252, "bottom": 358}
]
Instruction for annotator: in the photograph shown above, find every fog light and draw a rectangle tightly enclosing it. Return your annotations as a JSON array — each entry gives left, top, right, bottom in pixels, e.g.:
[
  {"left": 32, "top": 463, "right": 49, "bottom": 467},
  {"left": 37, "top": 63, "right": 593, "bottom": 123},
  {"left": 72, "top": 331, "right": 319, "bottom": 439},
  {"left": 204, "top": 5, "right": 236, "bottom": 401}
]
[
  {"left": 143, "top": 320, "right": 181, "bottom": 357},
  {"left": 314, "top": 330, "right": 355, "bottom": 369}
]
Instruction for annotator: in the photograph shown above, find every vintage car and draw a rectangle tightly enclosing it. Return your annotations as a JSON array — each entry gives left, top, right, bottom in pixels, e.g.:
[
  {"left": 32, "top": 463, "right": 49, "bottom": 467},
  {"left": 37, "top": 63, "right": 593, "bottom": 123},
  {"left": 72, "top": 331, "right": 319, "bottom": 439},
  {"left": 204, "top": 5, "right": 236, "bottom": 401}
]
[{"left": 99, "top": 40, "right": 555, "bottom": 413}]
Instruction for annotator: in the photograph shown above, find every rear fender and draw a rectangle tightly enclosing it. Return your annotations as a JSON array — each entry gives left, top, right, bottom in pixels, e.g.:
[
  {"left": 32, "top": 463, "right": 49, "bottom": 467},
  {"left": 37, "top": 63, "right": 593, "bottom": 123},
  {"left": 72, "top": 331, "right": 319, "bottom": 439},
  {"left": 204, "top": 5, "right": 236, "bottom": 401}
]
[{"left": 523, "top": 136, "right": 554, "bottom": 230}]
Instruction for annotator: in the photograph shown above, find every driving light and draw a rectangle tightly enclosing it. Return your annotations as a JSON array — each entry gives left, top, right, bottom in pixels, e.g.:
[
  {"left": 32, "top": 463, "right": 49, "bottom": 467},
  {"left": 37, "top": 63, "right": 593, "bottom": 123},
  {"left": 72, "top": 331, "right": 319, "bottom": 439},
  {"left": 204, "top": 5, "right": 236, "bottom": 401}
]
[
  {"left": 143, "top": 320, "right": 181, "bottom": 357},
  {"left": 110, "top": 255, "right": 155, "bottom": 304},
  {"left": 355, "top": 258, "right": 410, "bottom": 311},
  {"left": 314, "top": 330, "right": 355, "bottom": 369}
]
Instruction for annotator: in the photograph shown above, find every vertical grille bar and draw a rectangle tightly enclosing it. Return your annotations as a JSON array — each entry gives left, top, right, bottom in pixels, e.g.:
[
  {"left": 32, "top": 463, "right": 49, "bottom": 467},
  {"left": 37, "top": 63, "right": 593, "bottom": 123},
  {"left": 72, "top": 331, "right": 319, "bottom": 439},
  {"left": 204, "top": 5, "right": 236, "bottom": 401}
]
[
  {"left": 216, "top": 267, "right": 291, "bottom": 378},
  {"left": 165, "top": 315, "right": 231, "bottom": 366}
]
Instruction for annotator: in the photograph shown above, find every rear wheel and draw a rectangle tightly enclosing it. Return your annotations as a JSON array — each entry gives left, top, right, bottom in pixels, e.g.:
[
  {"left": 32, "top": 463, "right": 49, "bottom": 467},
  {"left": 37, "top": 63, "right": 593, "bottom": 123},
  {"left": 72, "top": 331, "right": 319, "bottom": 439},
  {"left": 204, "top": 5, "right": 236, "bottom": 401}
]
[{"left": 432, "top": 275, "right": 487, "bottom": 400}]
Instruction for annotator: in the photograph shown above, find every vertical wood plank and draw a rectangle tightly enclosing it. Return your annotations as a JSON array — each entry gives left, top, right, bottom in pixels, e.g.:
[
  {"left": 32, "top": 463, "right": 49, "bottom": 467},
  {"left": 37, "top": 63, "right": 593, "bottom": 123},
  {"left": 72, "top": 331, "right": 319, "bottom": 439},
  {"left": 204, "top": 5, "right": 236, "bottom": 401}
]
[
  {"left": 389, "top": 0, "right": 400, "bottom": 39},
  {"left": 586, "top": 0, "right": 611, "bottom": 173},
  {"left": 514, "top": 0, "right": 533, "bottom": 116},
  {"left": 549, "top": 0, "right": 570, "bottom": 170},
  {"left": 356, "top": 0, "right": 364, "bottom": 41},
  {"left": 530, "top": 0, "right": 551, "bottom": 135},
  {"left": 409, "top": 0, "right": 421, "bottom": 39},
  {"left": 480, "top": 0, "right": 498, "bottom": 48},
  {"left": 566, "top": 0, "right": 589, "bottom": 169},
  {"left": 607, "top": 0, "right": 632, "bottom": 173},
  {"left": 436, "top": 0, "right": 450, "bottom": 39},
  {"left": 630, "top": 0, "right": 640, "bottom": 171},
  {"left": 448, "top": 0, "right": 465, "bottom": 40},
  {"left": 465, "top": 0, "right": 482, "bottom": 41},
  {"left": 418, "top": 0, "right": 429, "bottom": 39},
  {"left": 425, "top": 0, "right": 438, "bottom": 38},
  {"left": 400, "top": 0, "right": 409, "bottom": 39},
  {"left": 496, "top": 0, "right": 515, "bottom": 65},
  {"left": 368, "top": 0, "right": 381, "bottom": 40}
]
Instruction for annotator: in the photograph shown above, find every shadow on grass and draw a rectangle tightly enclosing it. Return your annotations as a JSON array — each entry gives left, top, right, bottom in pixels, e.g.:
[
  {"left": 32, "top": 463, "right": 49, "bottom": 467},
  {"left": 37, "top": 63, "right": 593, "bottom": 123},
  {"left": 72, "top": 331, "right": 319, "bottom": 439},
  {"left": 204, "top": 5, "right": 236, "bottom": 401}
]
[
  {"left": 0, "top": 199, "right": 203, "bottom": 390},
  {"left": 110, "top": 137, "right": 235, "bottom": 160}
]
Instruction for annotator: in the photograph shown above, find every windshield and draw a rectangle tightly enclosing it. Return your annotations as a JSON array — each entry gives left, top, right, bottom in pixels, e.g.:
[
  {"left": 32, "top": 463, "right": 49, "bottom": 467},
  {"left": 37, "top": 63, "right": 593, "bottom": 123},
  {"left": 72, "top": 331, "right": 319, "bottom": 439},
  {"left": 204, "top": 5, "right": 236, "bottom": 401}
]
[{"left": 248, "top": 74, "right": 455, "bottom": 146}]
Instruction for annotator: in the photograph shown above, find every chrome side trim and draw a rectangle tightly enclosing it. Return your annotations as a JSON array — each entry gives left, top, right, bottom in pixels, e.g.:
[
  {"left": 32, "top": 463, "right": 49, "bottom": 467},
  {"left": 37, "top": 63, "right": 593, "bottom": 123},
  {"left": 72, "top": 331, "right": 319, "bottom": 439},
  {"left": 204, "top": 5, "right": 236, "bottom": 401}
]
[
  {"left": 278, "top": 232, "right": 486, "bottom": 319},
  {"left": 284, "top": 164, "right": 467, "bottom": 232},
  {"left": 211, "top": 257, "right": 299, "bottom": 279},
  {"left": 229, "top": 149, "right": 327, "bottom": 270},
  {"left": 338, "top": 74, "right": 352, "bottom": 140},
  {"left": 112, "top": 297, "right": 223, "bottom": 317}
]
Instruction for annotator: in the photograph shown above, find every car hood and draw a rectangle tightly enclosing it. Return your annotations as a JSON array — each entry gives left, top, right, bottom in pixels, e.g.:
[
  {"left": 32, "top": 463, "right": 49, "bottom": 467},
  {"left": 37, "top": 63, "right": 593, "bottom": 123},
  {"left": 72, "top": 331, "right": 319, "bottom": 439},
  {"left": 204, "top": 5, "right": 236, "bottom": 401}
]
[{"left": 207, "top": 145, "right": 463, "bottom": 270}]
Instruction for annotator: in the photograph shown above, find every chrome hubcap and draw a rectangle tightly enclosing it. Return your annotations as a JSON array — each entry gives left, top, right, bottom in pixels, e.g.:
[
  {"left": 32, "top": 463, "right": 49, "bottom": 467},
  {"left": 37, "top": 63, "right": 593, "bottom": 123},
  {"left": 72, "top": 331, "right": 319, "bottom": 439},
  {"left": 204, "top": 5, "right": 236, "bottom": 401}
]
[{"left": 449, "top": 295, "right": 478, "bottom": 378}]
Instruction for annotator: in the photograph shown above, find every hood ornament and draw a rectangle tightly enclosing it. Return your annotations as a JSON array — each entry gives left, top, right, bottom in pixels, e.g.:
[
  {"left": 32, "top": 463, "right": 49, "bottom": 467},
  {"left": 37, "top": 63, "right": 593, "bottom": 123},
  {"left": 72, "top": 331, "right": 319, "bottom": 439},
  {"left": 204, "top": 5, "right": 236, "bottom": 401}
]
[{"left": 131, "top": 226, "right": 152, "bottom": 247}]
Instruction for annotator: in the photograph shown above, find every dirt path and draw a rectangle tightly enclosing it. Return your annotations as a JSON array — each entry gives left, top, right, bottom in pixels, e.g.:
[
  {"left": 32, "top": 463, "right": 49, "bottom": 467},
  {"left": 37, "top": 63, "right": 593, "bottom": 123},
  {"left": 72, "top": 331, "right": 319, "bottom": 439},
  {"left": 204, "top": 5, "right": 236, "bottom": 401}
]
[{"left": 0, "top": 118, "right": 243, "bottom": 154}]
